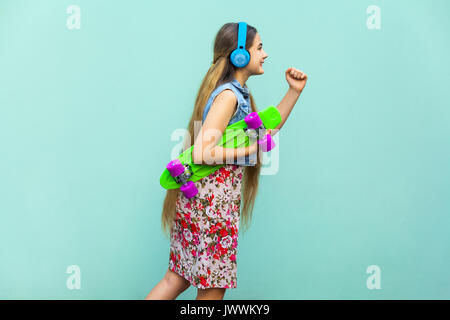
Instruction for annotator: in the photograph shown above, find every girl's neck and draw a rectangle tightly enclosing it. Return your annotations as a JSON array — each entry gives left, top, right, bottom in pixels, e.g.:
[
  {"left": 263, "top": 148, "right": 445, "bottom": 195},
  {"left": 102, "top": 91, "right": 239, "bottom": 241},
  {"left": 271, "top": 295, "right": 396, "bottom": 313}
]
[{"left": 234, "top": 72, "right": 249, "bottom": 88}]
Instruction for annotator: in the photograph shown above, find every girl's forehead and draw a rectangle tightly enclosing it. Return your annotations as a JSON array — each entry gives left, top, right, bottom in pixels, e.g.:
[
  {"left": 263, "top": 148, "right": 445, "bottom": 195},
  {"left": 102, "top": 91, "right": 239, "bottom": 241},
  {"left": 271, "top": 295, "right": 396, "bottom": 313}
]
[{"left": 253, "top": 33, "right": 261, "bottom": 45}]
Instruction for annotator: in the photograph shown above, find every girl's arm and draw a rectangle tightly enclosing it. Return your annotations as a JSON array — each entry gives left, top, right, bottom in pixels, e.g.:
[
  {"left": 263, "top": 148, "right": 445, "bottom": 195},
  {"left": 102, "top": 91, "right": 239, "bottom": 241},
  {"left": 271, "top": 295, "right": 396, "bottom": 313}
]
[
  {"left": 274, "top": 67, "right": 308, "bottom": 131},
  {"left": 192, "top": 90, "right": 258, "bottom": 165},
  {"left": 274, "top": 88, "right": 302, "bottom": 131}
]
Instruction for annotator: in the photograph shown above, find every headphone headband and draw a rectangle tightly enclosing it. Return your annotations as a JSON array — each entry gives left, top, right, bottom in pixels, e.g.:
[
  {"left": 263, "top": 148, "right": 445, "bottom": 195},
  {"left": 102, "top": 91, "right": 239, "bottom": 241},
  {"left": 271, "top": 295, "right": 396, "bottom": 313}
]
[{"left": 237, "top": 22, "right": 247, "bottom": 51}]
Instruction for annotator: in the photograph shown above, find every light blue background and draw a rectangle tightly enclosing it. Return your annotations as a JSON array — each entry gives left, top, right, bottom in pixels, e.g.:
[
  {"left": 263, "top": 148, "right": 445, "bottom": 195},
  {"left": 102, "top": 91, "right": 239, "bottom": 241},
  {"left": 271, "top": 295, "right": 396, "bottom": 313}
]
[{"left": 1, "top": 0, "right": 449, "bottom": 299}]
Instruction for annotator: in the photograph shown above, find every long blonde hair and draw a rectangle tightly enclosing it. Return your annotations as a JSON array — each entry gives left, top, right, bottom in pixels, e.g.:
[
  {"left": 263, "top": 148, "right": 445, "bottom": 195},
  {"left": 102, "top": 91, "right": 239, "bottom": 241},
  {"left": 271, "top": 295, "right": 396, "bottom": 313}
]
[{"left": 161, "top": 22, "right": 261, "bottom": 238}]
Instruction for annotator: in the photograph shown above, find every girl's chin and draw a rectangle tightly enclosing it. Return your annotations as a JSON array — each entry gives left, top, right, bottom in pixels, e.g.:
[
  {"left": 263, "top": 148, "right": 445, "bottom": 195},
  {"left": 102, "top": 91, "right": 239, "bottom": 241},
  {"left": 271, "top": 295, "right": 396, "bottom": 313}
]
[{"left": 252, "top": 66, "right": 264, "bottom": 75}]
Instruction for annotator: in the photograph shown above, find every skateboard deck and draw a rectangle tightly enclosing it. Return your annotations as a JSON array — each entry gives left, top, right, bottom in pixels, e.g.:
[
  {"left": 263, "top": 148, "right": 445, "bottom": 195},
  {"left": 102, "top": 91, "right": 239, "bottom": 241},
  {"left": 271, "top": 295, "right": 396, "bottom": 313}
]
[{"left": 160, "top": 105, "right": 281, "bottom": 190}]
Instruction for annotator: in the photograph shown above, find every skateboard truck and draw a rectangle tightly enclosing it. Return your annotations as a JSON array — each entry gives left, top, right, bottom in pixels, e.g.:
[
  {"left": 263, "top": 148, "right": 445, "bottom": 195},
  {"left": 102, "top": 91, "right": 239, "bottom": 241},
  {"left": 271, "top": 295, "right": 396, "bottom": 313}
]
[
  {"left": 243, "top": 112, "right": 276, "bottom": 152},
  {"left": 166, "top": 159, "right": 198, "bottom": 199}
]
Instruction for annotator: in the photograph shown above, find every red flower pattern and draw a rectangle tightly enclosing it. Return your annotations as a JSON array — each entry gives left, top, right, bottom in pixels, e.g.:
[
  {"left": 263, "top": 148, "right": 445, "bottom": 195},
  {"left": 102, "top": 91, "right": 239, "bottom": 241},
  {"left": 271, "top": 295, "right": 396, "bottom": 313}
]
[{"left": 168, "top": 164, "right": 243, "bottom": 289}]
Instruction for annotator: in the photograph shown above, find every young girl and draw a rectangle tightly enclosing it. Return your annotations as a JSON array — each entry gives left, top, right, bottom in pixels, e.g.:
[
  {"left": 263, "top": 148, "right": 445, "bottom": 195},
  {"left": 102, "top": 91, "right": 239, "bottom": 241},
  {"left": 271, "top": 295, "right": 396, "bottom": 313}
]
[{"left": 146, "top": 22, "right": 307, "bottom": 300}]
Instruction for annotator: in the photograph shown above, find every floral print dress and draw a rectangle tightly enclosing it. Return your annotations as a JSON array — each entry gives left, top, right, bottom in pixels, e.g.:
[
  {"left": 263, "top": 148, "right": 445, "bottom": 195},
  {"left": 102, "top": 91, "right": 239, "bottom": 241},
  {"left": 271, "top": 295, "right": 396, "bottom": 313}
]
[{"left": 168, "top": 164, "right": 244, "bottom": 289}]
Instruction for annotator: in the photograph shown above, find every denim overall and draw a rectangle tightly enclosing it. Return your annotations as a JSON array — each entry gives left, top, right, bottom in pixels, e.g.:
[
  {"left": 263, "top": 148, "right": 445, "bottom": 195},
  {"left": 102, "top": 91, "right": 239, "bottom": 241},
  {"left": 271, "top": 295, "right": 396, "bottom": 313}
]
[{"left": 202, "top": 78, "right": 256, "bottom": 166}]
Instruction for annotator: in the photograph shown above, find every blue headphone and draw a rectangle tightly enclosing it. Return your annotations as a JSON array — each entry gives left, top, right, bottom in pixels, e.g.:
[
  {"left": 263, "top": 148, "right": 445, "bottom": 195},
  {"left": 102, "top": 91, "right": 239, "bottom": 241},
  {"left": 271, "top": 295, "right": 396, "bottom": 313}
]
[{"left": 230, "top": 22, "right": 250, "bottom": 68}]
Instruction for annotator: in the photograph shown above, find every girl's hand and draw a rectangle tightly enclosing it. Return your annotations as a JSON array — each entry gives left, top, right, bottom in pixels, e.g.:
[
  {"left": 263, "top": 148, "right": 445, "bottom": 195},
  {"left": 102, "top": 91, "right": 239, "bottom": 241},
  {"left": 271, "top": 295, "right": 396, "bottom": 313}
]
[
  {"left": 285, "top": 67, "right": 308, "bottom": 93},
  {"left": 249, "top": 140, "right": 259, "bottom": 155}
]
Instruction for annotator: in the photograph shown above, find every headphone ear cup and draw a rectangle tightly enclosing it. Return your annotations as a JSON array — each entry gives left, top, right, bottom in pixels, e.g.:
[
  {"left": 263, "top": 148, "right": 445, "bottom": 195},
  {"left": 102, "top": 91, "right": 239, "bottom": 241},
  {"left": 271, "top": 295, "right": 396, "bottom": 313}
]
[{"left": 230, "top": 49, "right": 250, "bottom": 68}]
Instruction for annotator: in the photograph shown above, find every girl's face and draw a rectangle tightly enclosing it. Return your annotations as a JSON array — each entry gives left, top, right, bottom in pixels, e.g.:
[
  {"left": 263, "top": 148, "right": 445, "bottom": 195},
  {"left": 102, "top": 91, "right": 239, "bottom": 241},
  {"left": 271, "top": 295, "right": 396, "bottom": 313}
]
[{"left": 246, "top": 32, "right": 268, "bottom": 75}]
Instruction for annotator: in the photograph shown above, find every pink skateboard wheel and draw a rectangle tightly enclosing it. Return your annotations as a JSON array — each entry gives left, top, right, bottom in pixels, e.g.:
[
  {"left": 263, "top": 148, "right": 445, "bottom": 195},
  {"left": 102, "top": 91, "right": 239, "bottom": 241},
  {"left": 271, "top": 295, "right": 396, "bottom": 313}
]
[
  {"left": 166, "top": 159, "right": 184, "bottom": 177},
  {"left": 258, "top": 133, "right": 275, "bottom": 152},
  {"left": 244, "top": 112, "right": 263, "bottom": 129},
  {"left": 180, "top": 181, "right": 198, "bottom": 199}
]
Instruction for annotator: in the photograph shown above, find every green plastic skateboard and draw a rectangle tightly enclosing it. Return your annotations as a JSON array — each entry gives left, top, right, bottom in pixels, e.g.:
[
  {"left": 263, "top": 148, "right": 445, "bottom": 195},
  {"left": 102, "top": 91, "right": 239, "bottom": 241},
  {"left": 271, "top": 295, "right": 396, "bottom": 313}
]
[{"left": 160, "top": 105, "right": 281, "bottom": 194}]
